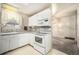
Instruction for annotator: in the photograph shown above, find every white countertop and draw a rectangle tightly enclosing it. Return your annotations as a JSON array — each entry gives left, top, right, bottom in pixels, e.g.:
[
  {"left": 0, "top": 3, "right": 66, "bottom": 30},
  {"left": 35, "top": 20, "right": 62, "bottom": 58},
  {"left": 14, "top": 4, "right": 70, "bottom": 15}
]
[
  {"left": 0, "top": 31, "right": 35, "bottom": 36},
  {"left": 0, "top": 31, "right": 51, "bottom": 36}
]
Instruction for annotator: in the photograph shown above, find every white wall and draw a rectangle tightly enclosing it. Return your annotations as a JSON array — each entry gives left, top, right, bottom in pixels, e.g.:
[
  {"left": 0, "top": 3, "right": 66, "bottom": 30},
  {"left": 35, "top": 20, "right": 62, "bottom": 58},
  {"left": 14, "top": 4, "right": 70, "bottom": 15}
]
[
  {"left": 77, "top": 7, "right": 79, "bottom": 48},
  {"left": 52, "top": 3, "right": 78, "bottom": 38},
  {"left": 0, "top": 4, "right": 1, "bottom": 32},
  {"left": 20, "top": 13, "right": 29, "bottom": 30},
  {"left": 22, "top": 14, "right": 28, "bottom": 27},
  {"left": 52, "top": 13, "right": 76, "bottom": 38},
  {"left": 52, "top": 3, "right": 78, "bottom": 14}
]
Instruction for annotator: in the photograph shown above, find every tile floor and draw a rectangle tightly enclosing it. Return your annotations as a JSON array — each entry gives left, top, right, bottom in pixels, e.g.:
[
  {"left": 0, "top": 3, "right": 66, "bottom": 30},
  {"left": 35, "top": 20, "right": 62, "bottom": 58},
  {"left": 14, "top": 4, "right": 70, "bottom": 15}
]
[
  {"left": 4, "top": 45, "right": 67, "bottom": 55},
  {"left": 53, "top": 37, "right": 79, "bottom": 55}
]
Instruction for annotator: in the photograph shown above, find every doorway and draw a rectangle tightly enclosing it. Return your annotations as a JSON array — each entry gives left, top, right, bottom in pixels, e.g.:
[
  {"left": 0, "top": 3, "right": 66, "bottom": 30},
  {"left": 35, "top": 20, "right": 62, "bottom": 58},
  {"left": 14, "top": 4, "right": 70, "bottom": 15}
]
[{"left": 52, "top": 10, "right": 79, "bottom": 55}]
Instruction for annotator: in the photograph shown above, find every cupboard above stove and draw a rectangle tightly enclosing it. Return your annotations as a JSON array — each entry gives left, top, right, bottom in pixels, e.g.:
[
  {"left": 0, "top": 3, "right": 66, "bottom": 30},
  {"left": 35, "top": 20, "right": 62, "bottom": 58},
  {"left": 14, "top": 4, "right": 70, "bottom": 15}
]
[{"left": 28, "top": 8, "right": 51, "bottom": 26}]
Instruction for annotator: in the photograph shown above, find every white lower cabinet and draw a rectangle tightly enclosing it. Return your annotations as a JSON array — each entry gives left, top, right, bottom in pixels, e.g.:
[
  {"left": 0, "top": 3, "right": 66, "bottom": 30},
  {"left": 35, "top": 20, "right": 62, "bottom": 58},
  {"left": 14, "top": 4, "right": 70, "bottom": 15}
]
[
  {"left": 18, "top": 34, "right": 29, "bottom": 47},
  {"left": 18, "top": 33, "right": 34, "bottom": 46},
  {"left": 29, "top": 34, "right": 35, "bottom": 46},
  {"left": 0, "top": 33, "right": 34, "bottom": 54},
  {"left": 9, "top": 35, "right": 20, "bottom": 50},
  {"left": 9, "top": 34, "right": 30, "bottom": 50},
  {"left": 0, "top": 36, "right": 10, "bottom": 54}
]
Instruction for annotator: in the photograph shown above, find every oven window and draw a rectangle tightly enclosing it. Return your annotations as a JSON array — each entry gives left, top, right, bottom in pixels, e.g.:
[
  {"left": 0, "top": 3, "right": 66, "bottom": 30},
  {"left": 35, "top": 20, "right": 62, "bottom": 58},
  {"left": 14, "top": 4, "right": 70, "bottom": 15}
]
[{"left": 35, "top": 36, "right": 42, "bottom": 44}]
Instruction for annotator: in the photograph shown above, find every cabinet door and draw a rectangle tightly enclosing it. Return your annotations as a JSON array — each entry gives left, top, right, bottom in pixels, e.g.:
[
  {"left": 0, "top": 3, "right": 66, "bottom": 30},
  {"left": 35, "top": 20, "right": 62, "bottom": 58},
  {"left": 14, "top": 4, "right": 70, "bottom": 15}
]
[
  {"left": 9, "top": 35, "right": 19, "bottom": 50},
  {"left": 29, "top": 8, "right": 51, "bottom": 26},
  {"left": 0, "top": 36, "right": 3, "bottom": 54},
  {"left": 29, "top": 16, "right": 38, "bottom": 26},
  {"left": 29, "top": 34, "right": 35, "bottom": 46},
  {"left": 38, "top": 8, "right": 51, "bottom": 19},
  {"left": 0, "top": 36, "right": 9, "bottom": 54},
  {"left": 18, "top": 34, "right": 29, "bottom": 46},
  {"left": 18, "top": 33, "right": 34, "bottom": 46}
]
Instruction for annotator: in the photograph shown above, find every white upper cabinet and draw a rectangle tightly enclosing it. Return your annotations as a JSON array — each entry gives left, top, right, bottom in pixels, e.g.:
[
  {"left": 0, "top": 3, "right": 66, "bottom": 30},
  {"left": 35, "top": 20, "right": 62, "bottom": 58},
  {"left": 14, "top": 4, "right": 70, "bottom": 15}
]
[
  {"left": 29, "top": 8, "right": 51, "bottom": 26},
  {"left": 29, "top": 15, "right": 38, "bottom": 26}
]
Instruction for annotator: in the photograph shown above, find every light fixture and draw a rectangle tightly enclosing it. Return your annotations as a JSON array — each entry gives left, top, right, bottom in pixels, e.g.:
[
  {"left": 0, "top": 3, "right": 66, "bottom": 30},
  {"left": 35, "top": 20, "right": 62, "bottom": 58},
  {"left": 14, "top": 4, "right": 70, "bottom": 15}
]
[{"left": 2, "top": 4, "right": 17, "bottom": 12}]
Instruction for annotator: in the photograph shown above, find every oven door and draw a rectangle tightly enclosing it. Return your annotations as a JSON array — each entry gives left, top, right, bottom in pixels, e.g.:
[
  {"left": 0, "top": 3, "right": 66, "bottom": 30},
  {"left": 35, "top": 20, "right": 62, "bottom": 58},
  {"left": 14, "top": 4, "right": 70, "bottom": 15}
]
[
  {"left": 35, "top": 36, "right": 42, "bottom": 44},
  {"left": 35, "top": 36, "right": 45, "bottom": 47}
]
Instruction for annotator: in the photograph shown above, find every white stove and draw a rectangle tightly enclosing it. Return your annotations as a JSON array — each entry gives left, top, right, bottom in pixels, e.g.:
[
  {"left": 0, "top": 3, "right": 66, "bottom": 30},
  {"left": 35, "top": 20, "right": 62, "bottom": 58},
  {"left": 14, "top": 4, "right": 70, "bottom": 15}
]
[{"left": 34, "top": 32, "right": 52, "bottom": 54}]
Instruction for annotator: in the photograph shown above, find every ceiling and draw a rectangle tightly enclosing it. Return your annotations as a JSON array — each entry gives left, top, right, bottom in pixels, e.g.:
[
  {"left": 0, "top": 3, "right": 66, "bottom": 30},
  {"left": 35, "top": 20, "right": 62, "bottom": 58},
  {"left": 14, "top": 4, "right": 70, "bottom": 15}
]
[{"left": 8, "top": 3, "right": 51, "bottom": 16}]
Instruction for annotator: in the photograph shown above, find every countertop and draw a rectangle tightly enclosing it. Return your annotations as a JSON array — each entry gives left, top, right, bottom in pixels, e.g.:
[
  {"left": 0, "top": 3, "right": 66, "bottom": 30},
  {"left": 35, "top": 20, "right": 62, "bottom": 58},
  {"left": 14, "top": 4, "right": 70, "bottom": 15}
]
[
  {"left": 0, "top": 31, "right": 35, "bottom": 36},
  {"left": 0, "top": 31, "right": 51, "bottom": 36}
]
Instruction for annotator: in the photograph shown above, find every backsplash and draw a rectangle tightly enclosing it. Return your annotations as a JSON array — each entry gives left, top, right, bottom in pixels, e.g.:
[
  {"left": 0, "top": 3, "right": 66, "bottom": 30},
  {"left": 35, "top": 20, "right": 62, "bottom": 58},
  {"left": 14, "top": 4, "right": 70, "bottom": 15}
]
[
  {"left": 0, "top": 24, "right": 23, "bottom": 32},
  {"left": 28, "top": 26, "right": 51, "bottom": 32}
]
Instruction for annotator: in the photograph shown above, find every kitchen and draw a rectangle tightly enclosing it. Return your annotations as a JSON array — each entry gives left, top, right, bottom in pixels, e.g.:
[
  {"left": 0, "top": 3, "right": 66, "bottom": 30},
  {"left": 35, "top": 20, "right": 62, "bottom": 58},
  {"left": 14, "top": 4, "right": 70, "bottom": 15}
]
[
  {"left": 0, "top": 3, "right": 54, "bottom": 55},
  {"left": 1, "top": 3, "right": 79, "bottom": 55}
]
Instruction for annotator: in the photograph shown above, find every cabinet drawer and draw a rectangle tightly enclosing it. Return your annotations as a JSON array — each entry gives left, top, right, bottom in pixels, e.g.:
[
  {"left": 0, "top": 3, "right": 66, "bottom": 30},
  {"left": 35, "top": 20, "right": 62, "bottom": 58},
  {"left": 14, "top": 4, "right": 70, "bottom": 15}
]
[{"left": 34, "top": 43, "right": 46, "bottom": 54}]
